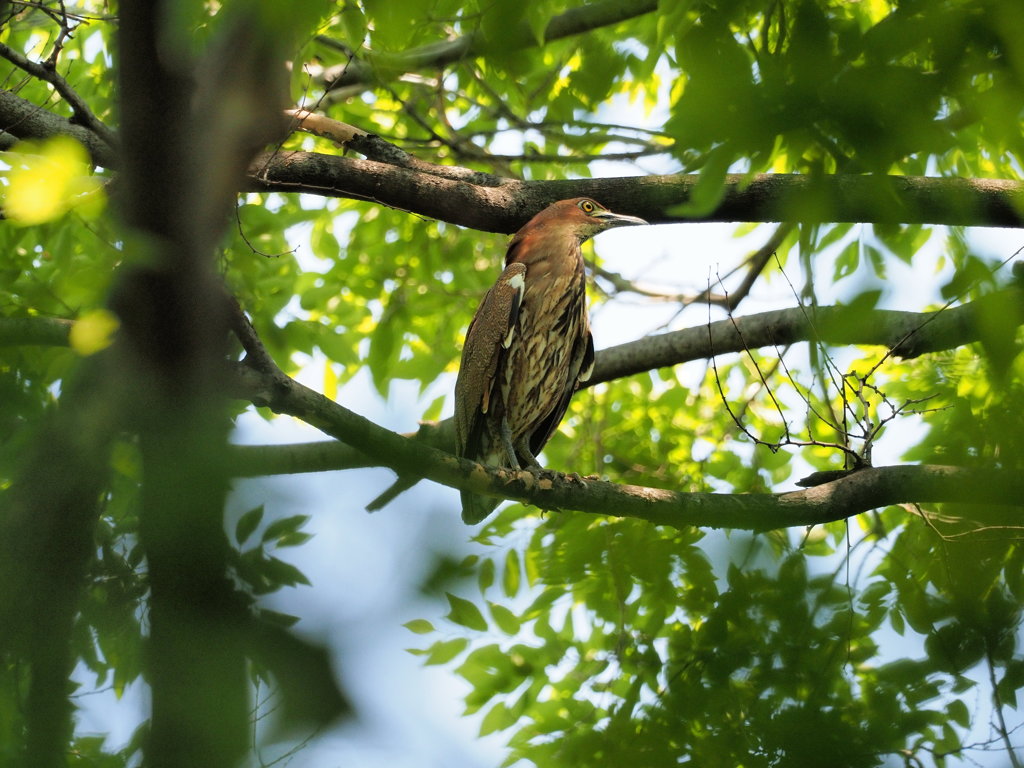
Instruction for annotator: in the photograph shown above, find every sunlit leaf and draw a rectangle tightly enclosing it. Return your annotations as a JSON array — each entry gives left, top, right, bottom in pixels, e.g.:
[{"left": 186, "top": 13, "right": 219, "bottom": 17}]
[
  {"left": 445, "top": 593, "right": 487, "bottom": 632},
  {"left": 3, "top": 136, "right": 105, "bottom": 225},
  {"left": 68, "top": 309, "right": 119, "bottom": 356}
]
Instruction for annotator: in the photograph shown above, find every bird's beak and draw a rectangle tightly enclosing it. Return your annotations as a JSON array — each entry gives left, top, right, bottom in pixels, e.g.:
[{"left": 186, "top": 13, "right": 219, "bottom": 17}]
[{"left": 594, "top": 210, "right": 647, "bottom": 228}]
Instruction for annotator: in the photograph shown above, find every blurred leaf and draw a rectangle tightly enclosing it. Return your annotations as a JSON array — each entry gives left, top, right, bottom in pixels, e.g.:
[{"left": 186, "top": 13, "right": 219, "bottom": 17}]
[
  {"left": 488, "top": 602, "right": 520, "bottom": 635},
  {"left": 235, "top": 505, "right": 264, "bottom": 545},
  {"left": 69, "top": 309, "right": 119, "bottom": 356},
  {"left": 445, "top": 593, "right": 487, "bottom": 632},
  {"left": 3, "top": 136, "right": 105, "bottom": 225},
  {"left": 403, "top": 619, "right": 435, "bottom": 635},
  {"left": 503, "top": 549, "right": 521, "bottom": 598},
  {"left": 424, "top": 638, "right": 469, "bottom": 666},
  {"left": 262, "top": 514, "right": 311, "bottom": 544}
]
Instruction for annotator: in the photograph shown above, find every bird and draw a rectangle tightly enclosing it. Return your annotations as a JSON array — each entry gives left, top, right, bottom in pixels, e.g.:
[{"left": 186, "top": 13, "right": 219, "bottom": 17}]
[{"left": 454, "top": 198, "right": 647, "bottom": 524}]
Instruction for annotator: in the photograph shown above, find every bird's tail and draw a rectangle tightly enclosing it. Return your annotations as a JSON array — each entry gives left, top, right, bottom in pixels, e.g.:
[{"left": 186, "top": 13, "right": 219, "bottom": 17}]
[{"left": 460, "top": 490, "right": 500, "bottom": 525}]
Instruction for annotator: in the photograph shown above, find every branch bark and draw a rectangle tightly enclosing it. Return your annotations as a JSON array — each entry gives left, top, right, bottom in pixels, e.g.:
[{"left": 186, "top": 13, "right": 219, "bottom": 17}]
[
  {"left": 226, "top": 361, "right": 1024, "bottom": 531},
  {"left": 590, "top": 285, "right": 1024, "bottom": 385},
  {"left": 247, "top": 150, "right": 1024, "bottom": 230},
  {"left": 3, "top": 82, "right": 1023, "bottom": 229},
  {"left": 0, "top": 88, "right": 118, "bottom": 167}
]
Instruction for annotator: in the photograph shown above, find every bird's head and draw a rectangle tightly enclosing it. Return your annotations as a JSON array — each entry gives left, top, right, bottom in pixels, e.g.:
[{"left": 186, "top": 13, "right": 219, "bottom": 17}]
[{"left": 520, "top": 198, "right": 647, "bottom": 244}]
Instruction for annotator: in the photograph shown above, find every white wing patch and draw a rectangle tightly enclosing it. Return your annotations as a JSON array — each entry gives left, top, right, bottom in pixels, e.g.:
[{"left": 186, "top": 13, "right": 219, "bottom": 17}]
[{"left": 501, "top": 271, "right": 526, "bottom": 349}]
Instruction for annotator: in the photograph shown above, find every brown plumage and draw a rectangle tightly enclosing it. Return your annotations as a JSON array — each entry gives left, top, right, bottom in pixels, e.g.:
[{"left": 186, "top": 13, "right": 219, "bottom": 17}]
[{"left": 455, "top": 198, "right": 646, "bottom": 524}]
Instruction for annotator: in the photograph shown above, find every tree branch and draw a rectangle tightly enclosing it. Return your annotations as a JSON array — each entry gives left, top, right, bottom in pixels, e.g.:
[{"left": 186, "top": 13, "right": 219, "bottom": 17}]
[
  {"left": 589, "top": 223, "right": 793, "bottom": 310},
  {"left": 3, "top": 83, "right": 1023, "bottom": 230},
  {"left": 320, "top": 0, "right": 659, "bottom": 90},
  {"left": 589, "top": 286, "right": 1024, "bottom": 384},
  {"left": 247, "top": 150, "right": 1024, "bottom": 230},
  {"left": 226, "top": 360, "right": 1023, "bottom": 530},
  {"left": 0, "top": 39, "right": 119, "bottom": 150},
  {"left": 0, "top": 316, "right": 73, "bottom": 346},
  {"left": 0, "top": 88, "right": 118, "bottom": 167}
]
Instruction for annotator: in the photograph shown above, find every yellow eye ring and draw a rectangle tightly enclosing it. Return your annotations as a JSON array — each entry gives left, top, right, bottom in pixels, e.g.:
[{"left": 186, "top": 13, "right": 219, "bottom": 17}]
[{"left": 578, "top": 200, "right": 595, "bottom": 213}]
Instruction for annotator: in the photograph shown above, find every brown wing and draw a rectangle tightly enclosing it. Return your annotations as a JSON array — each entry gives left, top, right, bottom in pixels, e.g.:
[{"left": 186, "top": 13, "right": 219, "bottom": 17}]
[
  {"left": 522, "top": 270, "right": 594, "bottom": 460},
  {"left": 454, "top": 262, "right": 527, "bottom": 461},
  {"left": 528, "top": 324, "right": 593, "bottom": 458}
]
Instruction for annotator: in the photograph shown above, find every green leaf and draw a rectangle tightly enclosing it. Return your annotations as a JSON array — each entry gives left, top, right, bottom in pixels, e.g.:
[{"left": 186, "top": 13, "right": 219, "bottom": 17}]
[
  {"left": 424, "top": 638, "right": 469, "bottom": 666},
  {"left": 669, "top": 144, "right": 732, "bottom": 218},
  {"left": 422, "top": 393, "right": 446, "bottom": 422},
  {"left": 946, "top": 698, "right": 969, "bottom": 729},
  {"left": 258, "top": 609, "right": 301, "bottom": 628},
  {"left": 275, "top": 531, "right": 313, "bottom": 548},
  {"left": 478, "top": 557, "right": 495, "bottom": 593},
  {"left": 480, "top": 701, "right": 516, "bottom": 736},
  {"left": 833, "top": 240, "right": 860, "bottom": 281},
  {"left": 524, "top": 3, "right": 548, "bottom": 45},
  {"left": 235, "top": 505, "right": 264, "bottom": 545},
  {"left": 263, "top": 557, "right": 312, "bottom": 588},
  {"left": 262, "top": 514, "right": 310, "bottom": 544},
  {"left": 503, "top": 549, "right": 521, "bottom": 598},
  {"left": 488, "top": 602, "right": 521, "bottom": 635},
  {"left": 403, "top": 619, "right": 435, "bottom": 635},
  {"left": 445, "top": 593, "right": 487, "bottom": 632}
]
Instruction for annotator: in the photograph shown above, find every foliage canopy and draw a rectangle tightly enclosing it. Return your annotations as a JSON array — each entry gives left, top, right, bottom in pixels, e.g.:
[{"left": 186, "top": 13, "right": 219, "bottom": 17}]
[{"left": 1, "top": 1, "right": 1023, "bottom": 767}]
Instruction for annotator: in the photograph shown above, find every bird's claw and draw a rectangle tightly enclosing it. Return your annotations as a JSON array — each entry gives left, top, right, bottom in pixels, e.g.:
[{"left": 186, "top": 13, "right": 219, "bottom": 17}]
[
  {"left": 565, "top": 471, "right": 588, "bottom": 486},
  {"left": 523, "top": 463, "right": 548, "bottom": 482}
]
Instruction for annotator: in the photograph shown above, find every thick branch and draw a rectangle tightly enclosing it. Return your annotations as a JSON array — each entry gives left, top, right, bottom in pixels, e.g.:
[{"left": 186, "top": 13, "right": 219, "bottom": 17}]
[
  {"left": 590, "top": 286, "right": 1024, "bottom": 384},
  {"left": 247, "top": 150, "right": 1024, "bottom": 230},
  {"left": 3, "top": 82, "right": 1022, "bottom": 229},
  {"left": 321, "top": 0, "right": 659, "bottom": 90},
  {"left": 0, "top": 40, "right": 119, "bottom": 149},
  {"left": 0, "top": 88, "right": 117, "bottom": 167},
  {"left": 0, "top": 316, "right": 72, "bottom": 346},
  {"left": 227, "top": 363, "right": 1023, "bottom": 530}
]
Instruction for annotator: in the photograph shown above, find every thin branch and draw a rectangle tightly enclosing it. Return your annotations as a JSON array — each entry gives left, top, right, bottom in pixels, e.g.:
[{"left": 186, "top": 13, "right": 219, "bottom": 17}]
[
  {"left": 707, "top": 223, "right": 793, "bottom": 311},
  {"left": 320, "top": 0, "right": 659, "bottom": 90},
  {"left": 988, "top": 644, "right": 1023, "bottom": 768},
  {"left": 0, "top": 39, "right": 118, "bottom": 150},
  {"left": 284, "top": 108, "right": 367, "bottom": 145},
  {"left": 6, "top": 1, "right": 115, "bottom": 24},
  {"left": 590, "top": 223, "right": 793, "bottom": 309}
]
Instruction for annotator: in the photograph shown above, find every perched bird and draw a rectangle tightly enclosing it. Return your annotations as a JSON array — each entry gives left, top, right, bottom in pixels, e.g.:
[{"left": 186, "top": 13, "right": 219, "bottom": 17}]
[{"left": 454, "top": 198, "right": 646, "bottom": 524}]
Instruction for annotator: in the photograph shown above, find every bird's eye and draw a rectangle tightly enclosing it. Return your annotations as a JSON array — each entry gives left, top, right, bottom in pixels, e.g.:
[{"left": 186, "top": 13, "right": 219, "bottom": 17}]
[{"left": 578, "top": 200, "right": 595, "bottom": 214}]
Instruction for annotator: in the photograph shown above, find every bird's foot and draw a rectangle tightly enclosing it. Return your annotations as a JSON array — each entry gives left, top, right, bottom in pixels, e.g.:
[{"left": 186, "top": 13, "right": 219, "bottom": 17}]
[
  {"left": 513, "top": 461, "right": 563, "bottom": 491},
  {"left": 564, "top": 471, "right": 590, "bottom": 486},
  {"left": 521, "top": 462, "right": 548, "bottom": 482}
]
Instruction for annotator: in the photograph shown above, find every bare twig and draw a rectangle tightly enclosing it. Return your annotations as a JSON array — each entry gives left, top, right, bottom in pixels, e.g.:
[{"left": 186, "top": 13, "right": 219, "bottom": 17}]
[
  {"left": 590, "top": 223, "right": 794, "bottom": 310},
  {"left": 0, "top": 39, "right": 118, "bottom": 150},
  {"left": 988, "top": 644, "right": 1023, "bottom": 768}
]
